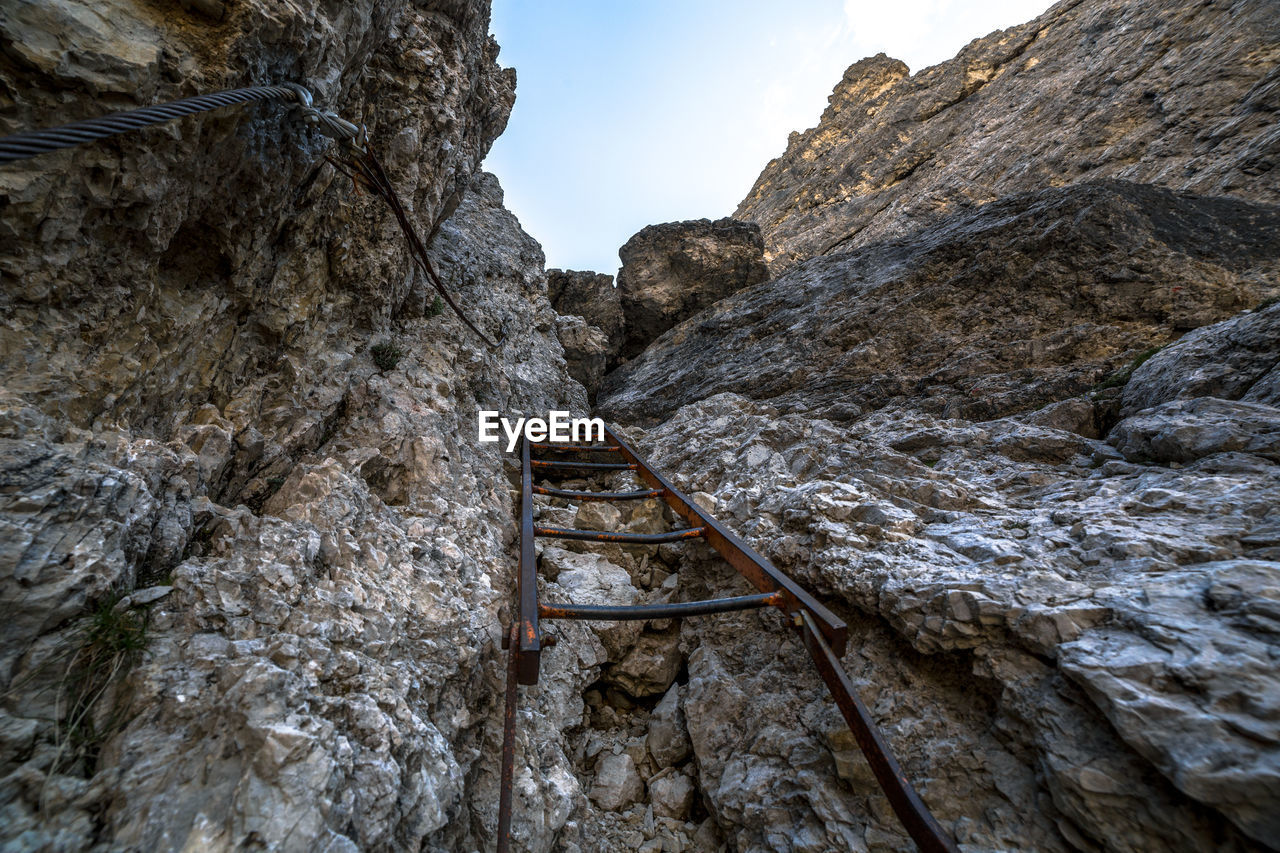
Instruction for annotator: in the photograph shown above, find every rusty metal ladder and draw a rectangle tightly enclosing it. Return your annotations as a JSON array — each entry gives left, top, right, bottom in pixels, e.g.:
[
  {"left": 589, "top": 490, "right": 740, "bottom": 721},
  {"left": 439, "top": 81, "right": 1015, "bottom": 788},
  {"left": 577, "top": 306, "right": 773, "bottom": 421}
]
[{"left": 497, "top": 425, "right": 959, "bottom": 853}]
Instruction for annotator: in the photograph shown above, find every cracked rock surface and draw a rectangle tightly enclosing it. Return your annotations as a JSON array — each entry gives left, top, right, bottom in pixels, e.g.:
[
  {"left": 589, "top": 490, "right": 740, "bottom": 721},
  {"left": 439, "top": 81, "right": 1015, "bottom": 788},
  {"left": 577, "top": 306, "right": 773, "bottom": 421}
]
[
  {"left": 3, "top": 0, "right": 1279, "bottom": 850},
  {"left": 628, "top": 384, "right": 1278, "bottom": 851}
]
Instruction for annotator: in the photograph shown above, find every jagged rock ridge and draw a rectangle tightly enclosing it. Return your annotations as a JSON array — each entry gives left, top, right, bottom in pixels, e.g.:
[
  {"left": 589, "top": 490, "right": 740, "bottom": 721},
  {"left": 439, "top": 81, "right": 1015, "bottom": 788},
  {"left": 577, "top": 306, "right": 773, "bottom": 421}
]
[{"left": 737, "top": 0, "right": 1280, "bottom": 272}]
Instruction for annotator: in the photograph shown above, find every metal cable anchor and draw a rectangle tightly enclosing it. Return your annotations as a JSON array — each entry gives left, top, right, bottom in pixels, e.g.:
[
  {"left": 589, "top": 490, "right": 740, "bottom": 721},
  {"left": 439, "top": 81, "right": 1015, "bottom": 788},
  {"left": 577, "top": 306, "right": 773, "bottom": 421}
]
[{"left": 283, "top": 83, "right": 369, "bottom": 152}]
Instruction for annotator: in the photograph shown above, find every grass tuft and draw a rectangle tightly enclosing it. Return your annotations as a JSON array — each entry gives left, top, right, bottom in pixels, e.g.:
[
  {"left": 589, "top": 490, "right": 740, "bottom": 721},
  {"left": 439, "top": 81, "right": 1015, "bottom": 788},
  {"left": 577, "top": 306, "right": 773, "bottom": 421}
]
[
  {"left": 1093, "top": 345, "right": 1164, "bottom": 393},
  {"left": 370, "top": 340, "right": 405, "bottom": 371},
  {"left": 41, "top": 594, "right": 149, "bottom": 788}
]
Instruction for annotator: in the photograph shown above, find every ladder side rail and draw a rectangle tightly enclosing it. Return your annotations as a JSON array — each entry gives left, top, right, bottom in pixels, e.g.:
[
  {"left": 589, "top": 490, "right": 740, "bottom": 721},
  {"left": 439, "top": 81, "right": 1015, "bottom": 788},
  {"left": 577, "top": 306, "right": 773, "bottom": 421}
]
[
  {"left": 798, "top": 612, "right": 959, "bottom": 853},
  {"left": 517, "top": 435, "right": 541, "bottom": 685},
  {"left": 604, "top": 425, "right": 849, "bottom": 656}
]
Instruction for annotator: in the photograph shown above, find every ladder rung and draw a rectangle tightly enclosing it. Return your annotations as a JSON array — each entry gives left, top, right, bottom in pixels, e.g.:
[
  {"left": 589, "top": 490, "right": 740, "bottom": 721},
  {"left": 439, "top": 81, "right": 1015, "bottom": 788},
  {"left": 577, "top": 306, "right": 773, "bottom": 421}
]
[
  {"left": 533, "top": 485, "right": 665, "bottom": 501},
  {"left": 531, "top": 460, "right": 636, "bottom": 471},
  {"left": 529, "top": 443, "right": 622, "bottom": 452},
  {"left": 540, "top": 591, "right": 782, "bottom": 621},
  {"left": 533, "top": 525, "right": 706, "bottom": 544}
]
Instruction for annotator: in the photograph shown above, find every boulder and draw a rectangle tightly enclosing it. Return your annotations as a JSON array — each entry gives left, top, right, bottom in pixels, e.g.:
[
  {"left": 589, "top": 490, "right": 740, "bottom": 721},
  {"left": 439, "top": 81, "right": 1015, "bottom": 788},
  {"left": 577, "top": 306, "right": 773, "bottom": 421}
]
[
  {"left": 648, "top": 769, "right": 695, "bottom": 820},
  {"left": 576, "top": 501, "right": 623, "bottom": 533},
  {"left": 554, "top": 315, "right": 610, "bottom": 399},
  {"left": 640, "top": 392, "right": 1279, "bottom": 850},
  {"left": 607, "top": 630, "right": 682, "bottom": 697},
  {"left": 1019, "top": 397, "right": 1102, "bottom": 439},
  {"left": 590, "top": 752, "right": 644, "bottom": 811},
  {"left": 615, "top": 218, "right": 769, "bottom": 362},
  {"left": 1109, "top": 397, "right": 1280, "bottom": 464},
  {"left": 547, "top": 269, "right": 625, "bottom": 358},
  {"left": 542, "top": 547, "right": 642, "bottom": 659},
  {"left": 1122, "top": 300, "right": 1280, "bottom": 415}
]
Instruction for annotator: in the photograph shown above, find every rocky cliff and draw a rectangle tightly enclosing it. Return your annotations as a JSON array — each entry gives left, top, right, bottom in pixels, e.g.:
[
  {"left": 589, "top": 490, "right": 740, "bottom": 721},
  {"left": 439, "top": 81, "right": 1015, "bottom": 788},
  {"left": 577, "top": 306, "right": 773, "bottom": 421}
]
[
  {"left": 0, "top": 2, "right": 589, "bottom": 850},
  {"left": 601, "top": 180, "right": 1280, "bottom": 425},
  {"left": 736, "top": 0, "right": 1280, "bottom": 272},
  {"left": 592, "top": 0, "right": 1280, "bottom": 850}
]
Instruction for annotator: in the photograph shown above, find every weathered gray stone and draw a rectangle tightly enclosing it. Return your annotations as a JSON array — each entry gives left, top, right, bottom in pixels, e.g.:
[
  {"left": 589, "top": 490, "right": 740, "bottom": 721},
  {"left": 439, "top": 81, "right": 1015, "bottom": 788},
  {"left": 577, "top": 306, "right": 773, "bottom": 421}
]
[
  {"left": 542, "top": 547, "right": 643, "bottom": 660},
  {"left": 1019, "top": 397, "right": 1103, "bottom": 439},
  {"left": 615, "top": 218, "right": 769, "bottom": 363},
  {"left": 1122, "top": 301, "right": 1280, "bottom": 414},
  {"left": 638, "top": 392, "right": 1274, "bottom": 850},
  {"left": 555, "top": 315, "right": 610, "bottom": 399},
  {"left": 590, "top": 752, "right": 644, "bottom": 811},
  {"left": 1110, "top": 397, "right": 1280, "bottom": 463},
  {"left": 648, "top": 769, "right": 695, "bottom": 820},
  {"left": 602, "top": 183, "right": 1280, "bottom": 425},
  {"left": 607, "top": 631, "right": 682, "bottom": 698},
  {"left": 548, "top": 269, "right": 624, "bottom": 355},
  {"left": 576, "top": 501, "right": 623, "bottom": 533},
  {"left": 0, "top": 130, "right": 587, "bottom": 853},
  {"left": 646, "top": 686, "right": 691, "bottom": 769},
  {"left": 5, "top": 0, "right": 1277, "bottom": 850}
]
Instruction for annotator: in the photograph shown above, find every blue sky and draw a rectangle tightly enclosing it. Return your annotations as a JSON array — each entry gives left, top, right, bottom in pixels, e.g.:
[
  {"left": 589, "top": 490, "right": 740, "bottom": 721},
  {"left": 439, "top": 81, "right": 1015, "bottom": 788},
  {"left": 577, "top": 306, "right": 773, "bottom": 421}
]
[{"left": 485, "top": 1, "right": 1055, "bottom": 276}]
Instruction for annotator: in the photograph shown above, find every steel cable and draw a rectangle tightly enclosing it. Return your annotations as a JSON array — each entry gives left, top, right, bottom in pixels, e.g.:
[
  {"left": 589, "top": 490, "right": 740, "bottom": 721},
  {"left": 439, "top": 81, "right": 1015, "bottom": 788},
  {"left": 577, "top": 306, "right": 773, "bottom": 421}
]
[
  {"left": 0, "top": 83, "right": 496, "bottom": 347},
  {"left": 0, "top": 85, "right": 304, "bottom": 164}
]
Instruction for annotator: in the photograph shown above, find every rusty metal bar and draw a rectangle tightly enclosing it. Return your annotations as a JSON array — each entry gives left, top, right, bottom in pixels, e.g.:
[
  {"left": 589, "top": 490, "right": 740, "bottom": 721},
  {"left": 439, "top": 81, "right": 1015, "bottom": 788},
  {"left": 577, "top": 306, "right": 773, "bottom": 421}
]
[
  {"left": 496, "top": 623, "right": 520, "bottom": 853},
  {"left": 529, "top": 443, "right": 622, "bottom": 452},
  {"left": 516, "top": 437, "right": 541, "bottom": 685},
  {"left": 797, "top": 611, "right": 959, "bottom": 853},
  {"left": 534, "top": 525, "right": 705, "bottom": 544},
  {"left": 531, "top": 459, "right": 636, "bottom": 471},
  {"left": 533, "top": 485, "right": 666, "bottom": 501},
  {"left": 540, "top": 591, "right": 782, "bottom": 621},
  {"left": 604, "top": 426, "right": 849, "bottom": 656}
]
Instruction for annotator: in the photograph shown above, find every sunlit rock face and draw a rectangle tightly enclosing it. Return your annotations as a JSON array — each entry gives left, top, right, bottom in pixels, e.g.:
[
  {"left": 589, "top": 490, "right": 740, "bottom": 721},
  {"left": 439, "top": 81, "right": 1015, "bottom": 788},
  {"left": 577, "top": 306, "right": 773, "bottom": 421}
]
[
  {"left": 4, "top": 0, "right": 1279, "bottom": 851},
  {"left": 626, "top": 384, "right": 1278, "bottom": 851},
  {"left": 587, "top": 0, "right": 1280, "bottom": 849},
  {"left": 737, "top": 0, "right": 1280, "bottom": 273}
]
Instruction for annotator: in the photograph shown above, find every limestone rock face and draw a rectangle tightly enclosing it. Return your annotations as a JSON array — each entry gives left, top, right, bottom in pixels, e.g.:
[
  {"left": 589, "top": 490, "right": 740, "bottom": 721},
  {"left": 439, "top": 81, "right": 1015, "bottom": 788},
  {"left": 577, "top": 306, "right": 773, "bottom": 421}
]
[
  {"left": 0, "top": 0, "right": 518, "bottom": 432},
  {"left": 547, "top": 270, "right": 624, "bottom": 399},
  {"left": 554, "top": 314, "right": 610, "bottom": 398},
  {"left": 590, "top": 752, "right": 643, "bottom": 811},
  {"left": 646, "top": 685, "right": 691, "bottom": 769},
  {"left": 0, "top": 158, "right": 590, "bottom": 851},
  {"left": 601, "top": 182, "right": 1280, "bottom": 425},
  {"left": 1109, "top": 397, "right": 1280, "bottom": 463},
  {"left": 0, "top": 2, "right": 603, "bottom": 846},
  {"left": 736, "top": 0, "right": 1280, "bottom": 272},
  {"left": 615, "top": 218, "right": 769, "bottom": 362},
  {"left": 634, "top": 391, "right": 1278, "bottom": 850},
  {"left": 605, "top": 629, "right": 682, "bottom": 698}
]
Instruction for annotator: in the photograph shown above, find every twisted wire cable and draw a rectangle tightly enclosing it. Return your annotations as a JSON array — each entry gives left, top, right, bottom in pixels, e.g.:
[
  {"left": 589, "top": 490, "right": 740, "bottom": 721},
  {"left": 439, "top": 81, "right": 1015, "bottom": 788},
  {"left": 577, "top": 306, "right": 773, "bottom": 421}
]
[{"left": 0, "top": 84, "right": 306, "bottom": 165}]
